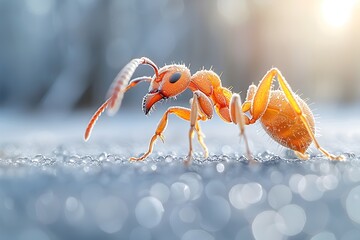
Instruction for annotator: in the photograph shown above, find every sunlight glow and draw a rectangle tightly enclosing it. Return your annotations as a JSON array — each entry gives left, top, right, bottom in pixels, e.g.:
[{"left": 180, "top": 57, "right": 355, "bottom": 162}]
[{"left": 321, "top": 0, "right": 356, "bottom": 28}]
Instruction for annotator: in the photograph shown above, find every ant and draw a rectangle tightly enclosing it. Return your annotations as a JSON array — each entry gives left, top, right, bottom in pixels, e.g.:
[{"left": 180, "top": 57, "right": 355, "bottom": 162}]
[{"left": 84, "top": 57, "right": 344, "bottom": 165}]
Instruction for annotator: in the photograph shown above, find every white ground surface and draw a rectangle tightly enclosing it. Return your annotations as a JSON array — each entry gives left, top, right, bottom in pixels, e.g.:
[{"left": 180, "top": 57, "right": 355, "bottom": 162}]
[{"left": 0, "top": 105, "right": 360, "bottom": 240}]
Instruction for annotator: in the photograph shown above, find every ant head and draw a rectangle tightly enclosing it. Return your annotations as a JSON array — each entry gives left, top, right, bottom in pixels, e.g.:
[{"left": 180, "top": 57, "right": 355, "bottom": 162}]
[{"left": 143, "top": 64, "right": 191, "bottom": 114}]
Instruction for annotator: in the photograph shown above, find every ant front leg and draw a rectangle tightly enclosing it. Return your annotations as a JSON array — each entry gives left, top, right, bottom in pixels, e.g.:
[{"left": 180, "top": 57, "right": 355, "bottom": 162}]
[
  {"left": 230, "top": 93, "right": 253, "bottom": 161},
  {"left": 129, "top": 106, "right": 209, "bottom": 162},
  {"left": 185, "top": 91, "right": 213, "bottom": 165}
]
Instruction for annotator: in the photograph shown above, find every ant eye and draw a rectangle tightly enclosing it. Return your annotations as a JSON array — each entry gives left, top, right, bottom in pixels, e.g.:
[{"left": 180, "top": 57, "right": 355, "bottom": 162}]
[{"left": 169, "top": 72, "right": 181, "bottom": 83}]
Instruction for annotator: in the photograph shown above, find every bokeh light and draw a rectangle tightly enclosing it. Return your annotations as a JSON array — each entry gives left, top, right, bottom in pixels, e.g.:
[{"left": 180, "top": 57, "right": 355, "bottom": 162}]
[
  {"left": 135, "top": 196, "right": 164, "bottom": 228},
  {"left": 321, "top": 0, "right": 357, "bottom": 28}
]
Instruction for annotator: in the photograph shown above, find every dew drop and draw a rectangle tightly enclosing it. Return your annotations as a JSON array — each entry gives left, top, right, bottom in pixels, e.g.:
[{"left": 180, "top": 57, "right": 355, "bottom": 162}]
[
  {"left": 98, "top": 152, "right": 107, "bottom": 161},
  {"left": 216, "top": 163, "right": 225, "bottom": 173},
  {"left": 151, "top": 164, "right": 157, "bottom": 171}
]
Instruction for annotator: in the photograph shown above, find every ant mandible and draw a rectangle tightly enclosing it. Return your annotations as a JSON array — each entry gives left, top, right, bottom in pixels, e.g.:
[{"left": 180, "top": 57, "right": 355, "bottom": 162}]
[{"left": 84, "top": 57, "right": 344, "bottom": 165}]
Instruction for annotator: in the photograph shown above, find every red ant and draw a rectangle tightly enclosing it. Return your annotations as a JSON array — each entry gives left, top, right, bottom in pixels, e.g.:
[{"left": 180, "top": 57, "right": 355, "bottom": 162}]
[{"left": 84, "top": 57, "right": 343, "bottom": 164}]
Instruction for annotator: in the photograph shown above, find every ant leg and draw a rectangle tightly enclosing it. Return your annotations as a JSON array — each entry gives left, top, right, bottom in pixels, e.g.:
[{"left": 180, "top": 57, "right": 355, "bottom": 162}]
[
  {"left": 125, "top": 76, "right": 153, "bottom": 91},
  {"left": 185, "top": 91, "right": 213, "bottom": 165},
  {"left": 129, "top": 107, "right": 208, "bottom": 161},
  {"left": 195, "top": 122, "right": 209, "bottom": 159},
  {"left": 275, "top": 69, "right": 343, "bottom": 160},
  {"left": 294, "top": 151, "right": 310, "bottom": 160},
  {"left": 241, "top": 84, "right": 257, "bottom": 115},
  {"left": 253, "top": 68, "right": 344, "bottom": 160},
  {"left": 184, "top": 94, "right": 199, "bottom": 165},
  {"left": 230, "top": 93, "right": 253, "bottom": 161}
]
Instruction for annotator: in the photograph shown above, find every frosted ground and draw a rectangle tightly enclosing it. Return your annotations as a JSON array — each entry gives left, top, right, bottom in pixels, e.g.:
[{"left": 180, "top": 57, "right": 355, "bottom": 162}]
[{"left": 0, "top": 106, "right": 360, "bottom": 240}]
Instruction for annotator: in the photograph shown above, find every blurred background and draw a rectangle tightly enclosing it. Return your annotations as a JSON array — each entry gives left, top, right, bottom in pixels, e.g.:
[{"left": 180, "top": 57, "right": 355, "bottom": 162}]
[{"left": 1, "top": 0, "right": 360, "bottom": 113}]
